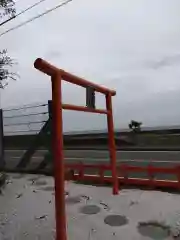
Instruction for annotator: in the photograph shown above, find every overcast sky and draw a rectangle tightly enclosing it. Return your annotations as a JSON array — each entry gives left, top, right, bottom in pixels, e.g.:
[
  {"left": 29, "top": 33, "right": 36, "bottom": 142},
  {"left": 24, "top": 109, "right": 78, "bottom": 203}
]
[{"left": 1, "top": 0, "right": 180, "bottom": 131}]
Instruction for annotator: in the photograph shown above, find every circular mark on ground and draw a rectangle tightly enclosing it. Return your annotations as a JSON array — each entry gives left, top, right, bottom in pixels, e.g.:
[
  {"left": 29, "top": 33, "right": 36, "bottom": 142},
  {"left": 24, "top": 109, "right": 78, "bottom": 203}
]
[
  {"left": 104, "top": 215, "right": 128, "bottom": 227},
  {"left": 34, "top": 180, "right": 47, "bottom": 186},
  {"left": 79, "top": 205, "right": 101, "bottom": 215},
  {"left": 40, "top": 186, "right": 54, "bottom": 191},
  {"left": 66, "top": 196, "right": 81, "bottom": 205},
  {"left": 137, "top": 221, "right": 170, "bottom": 240}
]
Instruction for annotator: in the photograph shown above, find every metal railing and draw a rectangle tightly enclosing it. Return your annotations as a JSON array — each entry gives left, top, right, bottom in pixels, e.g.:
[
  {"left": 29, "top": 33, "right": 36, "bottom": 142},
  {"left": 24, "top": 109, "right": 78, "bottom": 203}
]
[{"left": 65, "top": 162, "right": 180, "bottom": 190}]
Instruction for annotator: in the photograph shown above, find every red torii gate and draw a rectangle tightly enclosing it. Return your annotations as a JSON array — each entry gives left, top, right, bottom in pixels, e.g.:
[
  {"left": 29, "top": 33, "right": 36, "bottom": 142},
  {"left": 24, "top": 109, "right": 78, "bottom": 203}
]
[{"left": 34, "top": 58, "right": 118, "bottom": 240}]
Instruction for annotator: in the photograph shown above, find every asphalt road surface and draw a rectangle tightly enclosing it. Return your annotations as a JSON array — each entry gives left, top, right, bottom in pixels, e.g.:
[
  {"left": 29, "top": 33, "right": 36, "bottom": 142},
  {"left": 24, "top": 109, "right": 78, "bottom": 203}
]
[
  {"left": 4, "top": 149, "right": 180, "bottom": 162},
  {"left": 3, "top": 149, "right": 180, "bottom": 169},
  {"left": 4, "top": 149, "right": 180, "bottom": 180}
]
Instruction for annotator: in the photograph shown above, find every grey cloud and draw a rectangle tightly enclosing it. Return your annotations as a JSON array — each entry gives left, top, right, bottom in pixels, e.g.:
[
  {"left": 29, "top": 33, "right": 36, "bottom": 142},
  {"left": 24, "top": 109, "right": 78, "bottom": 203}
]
[
  {"left": 44, "top": 50, "right": 62, "bottom": 60},
  {"left": 2, "top": 0, "right": 180, "bottom": 130},
  {"left": 145, "top": 54, "right": 180, "bottom": 69}
]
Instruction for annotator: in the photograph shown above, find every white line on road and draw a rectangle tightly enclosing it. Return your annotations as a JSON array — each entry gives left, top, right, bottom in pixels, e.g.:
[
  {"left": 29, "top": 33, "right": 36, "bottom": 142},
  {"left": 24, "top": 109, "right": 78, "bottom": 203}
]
[
  {"left": 65, "top": 150, "right": 180, "bottom": 153},
  {"left": 7, "top": 156, "right": 180, "bottom": 163},
  {"left": 64, "top": 158, "right": 180, "bottom": 163},
  {"left": 5, "top": 150, "right": 180, "bottom": 153},
  {"left": 8, "top": 156, "right": 44, "bottom": 159}
]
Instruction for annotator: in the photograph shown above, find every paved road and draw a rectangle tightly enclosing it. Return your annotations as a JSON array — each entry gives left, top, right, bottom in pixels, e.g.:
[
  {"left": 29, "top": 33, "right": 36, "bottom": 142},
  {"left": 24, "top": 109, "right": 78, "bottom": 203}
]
[
  {"left": 4, "top": 149, "right": 180, "bottom": 162},
  {"left": 4, "top": 149, "right": 180, "bottom": 170},
  {"left": 4, "top": 149, "right": 180, "bottom": 180}
]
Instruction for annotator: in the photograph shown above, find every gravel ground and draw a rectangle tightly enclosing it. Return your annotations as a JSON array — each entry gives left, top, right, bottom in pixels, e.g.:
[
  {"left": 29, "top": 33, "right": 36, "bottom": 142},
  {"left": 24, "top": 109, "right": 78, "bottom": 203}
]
[{"left": 0, "top": 174, "right": 180, "bottom": 239}]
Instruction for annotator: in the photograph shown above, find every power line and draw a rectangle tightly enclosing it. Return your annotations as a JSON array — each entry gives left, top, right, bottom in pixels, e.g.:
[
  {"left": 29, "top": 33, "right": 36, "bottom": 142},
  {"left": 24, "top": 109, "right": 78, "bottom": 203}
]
[
  {"left": 3, "top": 103, "right": 47, "bottom": 112},
  {"left": 0, "top": 0, "right": 72, "bottom": 37},
  {"left": 4, "top": 120, "right": 46, "bottom": 126},
  {"left": 0, "top": 0, "right": 49, "bottom": 27},
  {"left": 3, "top": 112, "right": 48, "bottom": 119}
]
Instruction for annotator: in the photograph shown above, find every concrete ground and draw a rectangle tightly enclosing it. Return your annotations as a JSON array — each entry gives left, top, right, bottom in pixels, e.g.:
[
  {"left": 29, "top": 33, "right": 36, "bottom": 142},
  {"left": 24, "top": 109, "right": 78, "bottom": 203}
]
[{"left": 1, "top": 174, "right": 180, "bottom": 239}]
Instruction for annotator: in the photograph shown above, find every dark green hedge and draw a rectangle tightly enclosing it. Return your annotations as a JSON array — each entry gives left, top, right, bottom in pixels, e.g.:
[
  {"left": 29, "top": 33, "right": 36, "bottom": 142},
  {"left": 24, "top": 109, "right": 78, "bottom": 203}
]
[{"left": 4, "top": 134, "right": 132, "bottom": 149}]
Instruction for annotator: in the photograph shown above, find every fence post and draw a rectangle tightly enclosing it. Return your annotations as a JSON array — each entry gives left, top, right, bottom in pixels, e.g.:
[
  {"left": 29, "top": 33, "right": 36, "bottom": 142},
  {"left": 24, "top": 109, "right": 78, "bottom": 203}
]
[
  {"left": 177, "top": 166, "right": 180, "bottom": 190},
  {"left": 148, "top": 164, "right": 154, "bottom": 189},
  {"left": 48, "top": 100, "right": 52, "bottom": 119},
  {"left": 48, "top": 100, "right": 52, "bottom": 141},
  {"left": 0, "top": 109, "right": 4, "bottom": 169},
  {"left": 47, "top": 100, "right": 52, "bottom": 156},
  {"left": 106, "top": 93, "right": 118, "bottom": 195}
]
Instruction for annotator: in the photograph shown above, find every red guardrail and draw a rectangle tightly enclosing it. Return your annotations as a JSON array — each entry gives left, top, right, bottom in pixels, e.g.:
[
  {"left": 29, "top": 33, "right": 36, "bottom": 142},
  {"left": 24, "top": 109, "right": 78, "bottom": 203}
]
[{"left": 65, "top": 163, "right": 180, "bottom": 190}]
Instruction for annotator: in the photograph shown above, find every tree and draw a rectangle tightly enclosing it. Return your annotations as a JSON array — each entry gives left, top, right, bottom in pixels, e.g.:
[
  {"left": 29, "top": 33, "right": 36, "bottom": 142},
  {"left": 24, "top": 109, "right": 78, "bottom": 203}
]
[
  {"left": 128, "top": 120, "right": 142, "bottom": 133},
  {"left": 0, "top": 0, "right": 15, "bottom": 17},
  {"left": 128, "top": 120, "right": 142, "bottom": 145},
  {"left": 0, "top": 0, "right": 16, "bottom": 89}
]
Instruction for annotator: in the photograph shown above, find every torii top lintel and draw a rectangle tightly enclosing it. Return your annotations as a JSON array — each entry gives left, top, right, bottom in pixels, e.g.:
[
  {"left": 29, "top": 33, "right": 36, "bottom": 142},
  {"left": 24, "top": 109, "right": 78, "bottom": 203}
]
[{"left": 34, "top": 58, "right": 116, "bottom": 96}]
